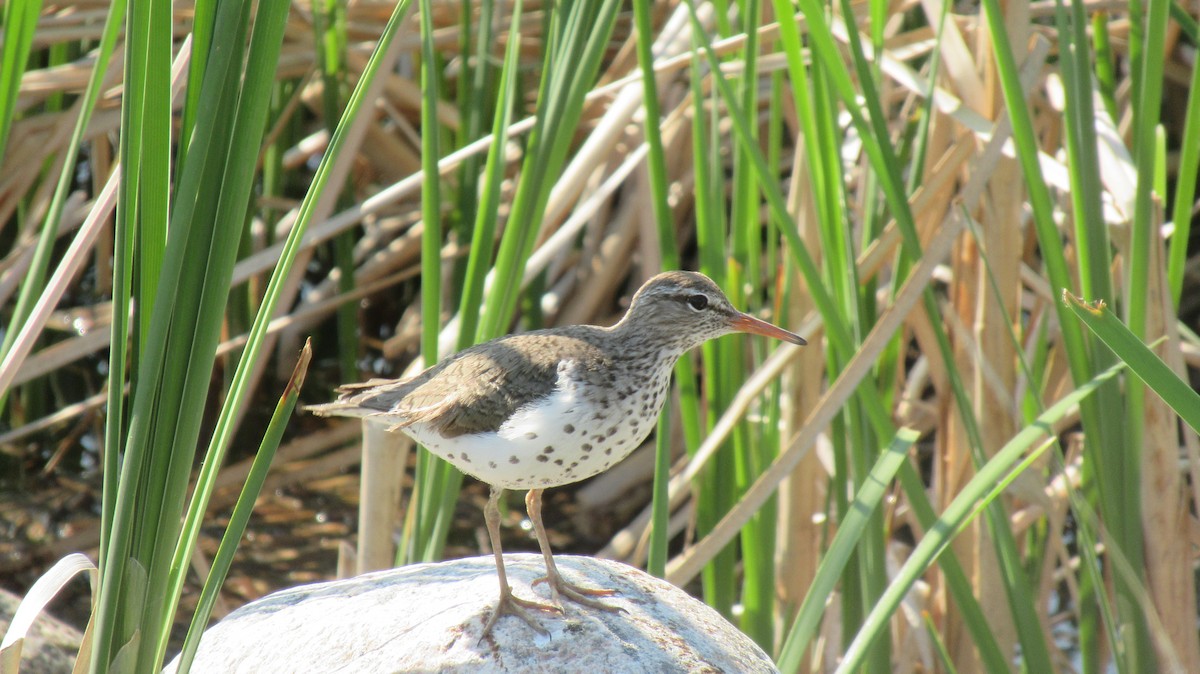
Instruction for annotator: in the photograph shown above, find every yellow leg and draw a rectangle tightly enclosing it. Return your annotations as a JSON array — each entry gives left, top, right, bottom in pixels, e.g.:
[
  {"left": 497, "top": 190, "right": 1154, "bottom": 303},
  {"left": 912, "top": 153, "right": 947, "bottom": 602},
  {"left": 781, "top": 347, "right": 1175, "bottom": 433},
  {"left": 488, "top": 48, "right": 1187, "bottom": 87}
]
[
  {"left": 526, "top": 488, "right": 622, "bottom": 612},
  {"left": 479, "top": 486, "right": 559, "bottom": 639}
]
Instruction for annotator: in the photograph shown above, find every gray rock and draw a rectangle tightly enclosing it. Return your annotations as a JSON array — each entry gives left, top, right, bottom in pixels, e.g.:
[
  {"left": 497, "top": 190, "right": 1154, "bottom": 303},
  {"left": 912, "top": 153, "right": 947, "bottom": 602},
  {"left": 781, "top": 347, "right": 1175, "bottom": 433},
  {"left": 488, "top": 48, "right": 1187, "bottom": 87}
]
[{"left": 164, "top": 554, "right": 777, "bottom": 673}]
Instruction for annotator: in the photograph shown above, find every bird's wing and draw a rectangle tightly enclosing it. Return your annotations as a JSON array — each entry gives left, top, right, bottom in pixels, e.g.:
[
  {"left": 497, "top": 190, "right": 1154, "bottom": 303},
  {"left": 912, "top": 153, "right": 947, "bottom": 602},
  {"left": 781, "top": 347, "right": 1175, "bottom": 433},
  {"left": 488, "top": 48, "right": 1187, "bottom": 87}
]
[
  {"left": 401, "top": 337, "right": 566, "bottom": 436},
  {"left": 308, "top": 331, "right": 610, "bottom": 436}
]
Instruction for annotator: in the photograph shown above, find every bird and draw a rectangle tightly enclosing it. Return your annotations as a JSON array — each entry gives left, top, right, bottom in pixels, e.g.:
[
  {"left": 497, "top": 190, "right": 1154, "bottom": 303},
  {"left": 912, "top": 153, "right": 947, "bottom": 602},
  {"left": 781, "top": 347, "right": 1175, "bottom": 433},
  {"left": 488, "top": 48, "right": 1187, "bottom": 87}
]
[{"left": 307, "top": 271, "right": 806, "bottom": 637}]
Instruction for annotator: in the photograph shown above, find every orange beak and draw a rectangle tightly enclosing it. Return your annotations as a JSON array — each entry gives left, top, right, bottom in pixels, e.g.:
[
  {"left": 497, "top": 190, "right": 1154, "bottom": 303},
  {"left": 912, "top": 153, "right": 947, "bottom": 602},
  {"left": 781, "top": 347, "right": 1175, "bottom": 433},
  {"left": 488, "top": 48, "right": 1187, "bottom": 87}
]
[{"left": 730, "top": 313, "right": 806, "bottom": 346}]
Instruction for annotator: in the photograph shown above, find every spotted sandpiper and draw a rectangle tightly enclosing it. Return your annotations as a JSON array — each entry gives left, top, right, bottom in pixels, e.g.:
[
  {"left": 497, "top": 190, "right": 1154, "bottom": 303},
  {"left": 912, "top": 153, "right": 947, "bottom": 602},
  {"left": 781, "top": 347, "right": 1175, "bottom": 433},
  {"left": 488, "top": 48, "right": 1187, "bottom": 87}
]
[{"left": 308, "top": 271, "right": 805, "bottom": 637}]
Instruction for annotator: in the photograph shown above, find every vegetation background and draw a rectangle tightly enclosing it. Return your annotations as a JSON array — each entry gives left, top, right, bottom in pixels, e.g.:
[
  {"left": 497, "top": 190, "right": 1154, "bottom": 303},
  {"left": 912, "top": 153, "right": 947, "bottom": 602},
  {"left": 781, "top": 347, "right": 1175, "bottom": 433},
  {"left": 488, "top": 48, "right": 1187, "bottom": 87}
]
[{"left": 1, "top": 0, "right": 1198, "bottom": 672}]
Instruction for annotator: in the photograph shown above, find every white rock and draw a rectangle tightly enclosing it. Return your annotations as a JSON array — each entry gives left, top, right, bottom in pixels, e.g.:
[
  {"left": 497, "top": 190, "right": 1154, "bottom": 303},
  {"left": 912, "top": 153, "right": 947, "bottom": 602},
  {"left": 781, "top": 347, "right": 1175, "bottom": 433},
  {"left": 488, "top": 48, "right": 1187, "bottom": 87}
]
[{"left": 164, "top": 554, "right": 777, "bottom": 673}]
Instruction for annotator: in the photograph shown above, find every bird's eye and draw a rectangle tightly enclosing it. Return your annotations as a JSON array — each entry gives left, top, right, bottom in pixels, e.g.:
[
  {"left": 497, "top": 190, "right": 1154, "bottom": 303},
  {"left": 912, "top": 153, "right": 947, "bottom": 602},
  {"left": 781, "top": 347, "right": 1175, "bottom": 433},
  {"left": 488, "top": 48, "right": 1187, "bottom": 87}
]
[{"left": 686, "top": 294, "right": 709, "bottom": 311}]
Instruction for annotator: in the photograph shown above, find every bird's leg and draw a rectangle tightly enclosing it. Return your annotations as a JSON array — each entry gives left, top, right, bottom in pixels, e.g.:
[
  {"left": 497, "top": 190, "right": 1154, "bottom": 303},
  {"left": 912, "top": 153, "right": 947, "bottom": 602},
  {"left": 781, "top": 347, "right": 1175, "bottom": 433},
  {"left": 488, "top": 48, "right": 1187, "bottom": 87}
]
[
  {"left": 479, "top": 486, "right": 560, "bottom": 639},
  {"left": 526, "top": 488, "right": 622, "bottom": 612}
]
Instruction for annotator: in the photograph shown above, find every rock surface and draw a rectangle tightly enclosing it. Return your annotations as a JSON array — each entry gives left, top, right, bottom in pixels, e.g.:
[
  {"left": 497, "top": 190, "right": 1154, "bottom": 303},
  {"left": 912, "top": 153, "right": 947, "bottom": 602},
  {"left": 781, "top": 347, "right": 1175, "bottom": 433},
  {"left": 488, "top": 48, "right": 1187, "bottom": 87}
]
[{"left": 163, "top": 554, "right": 777, "bottom": 673}]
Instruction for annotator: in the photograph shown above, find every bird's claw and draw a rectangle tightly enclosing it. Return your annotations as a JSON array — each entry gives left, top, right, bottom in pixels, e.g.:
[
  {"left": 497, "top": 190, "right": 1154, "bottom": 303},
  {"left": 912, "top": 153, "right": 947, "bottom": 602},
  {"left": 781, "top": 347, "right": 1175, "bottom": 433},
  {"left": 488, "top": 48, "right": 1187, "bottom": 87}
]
[
  {"left": 478, "top": 589, "right": 561, "bottom": 641},
  {"left": 532, "top": 574, "right": 623, "bottom": 612}
]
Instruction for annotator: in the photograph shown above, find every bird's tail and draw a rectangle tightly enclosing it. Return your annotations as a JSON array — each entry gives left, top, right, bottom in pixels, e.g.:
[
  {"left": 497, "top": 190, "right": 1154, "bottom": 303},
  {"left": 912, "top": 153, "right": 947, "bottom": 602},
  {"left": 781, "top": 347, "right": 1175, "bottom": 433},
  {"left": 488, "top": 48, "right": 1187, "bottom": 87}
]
[{"left": 301, "top": 401, "right": 374, "bottom": 418}]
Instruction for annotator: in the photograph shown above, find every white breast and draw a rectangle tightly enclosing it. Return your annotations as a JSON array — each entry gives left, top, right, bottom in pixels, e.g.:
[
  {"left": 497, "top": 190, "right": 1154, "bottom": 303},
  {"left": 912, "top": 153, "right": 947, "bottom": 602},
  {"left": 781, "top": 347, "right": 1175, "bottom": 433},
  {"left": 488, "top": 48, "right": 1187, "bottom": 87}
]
[{"left": 401, "top": 358, "right": 667, "bottom": 490}]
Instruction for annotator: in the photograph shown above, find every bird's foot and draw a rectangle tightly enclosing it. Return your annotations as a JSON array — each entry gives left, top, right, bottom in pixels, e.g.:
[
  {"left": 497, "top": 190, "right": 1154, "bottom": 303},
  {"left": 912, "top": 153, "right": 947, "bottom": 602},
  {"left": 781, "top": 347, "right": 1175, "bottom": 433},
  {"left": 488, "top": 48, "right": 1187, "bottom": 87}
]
[
  {"left": 479, "top": 589, "right": 562, "bottom": 640},
  {"left": 533, "top": 573, "right": 623, "bottom": 613}
]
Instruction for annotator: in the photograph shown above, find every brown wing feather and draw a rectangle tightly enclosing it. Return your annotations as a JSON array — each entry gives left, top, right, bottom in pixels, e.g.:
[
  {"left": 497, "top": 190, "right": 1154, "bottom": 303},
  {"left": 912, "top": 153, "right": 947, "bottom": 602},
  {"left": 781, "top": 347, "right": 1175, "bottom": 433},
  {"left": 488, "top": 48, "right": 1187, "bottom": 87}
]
[{"left": 314, "top": 329, "right": 612, "bottom": 437}]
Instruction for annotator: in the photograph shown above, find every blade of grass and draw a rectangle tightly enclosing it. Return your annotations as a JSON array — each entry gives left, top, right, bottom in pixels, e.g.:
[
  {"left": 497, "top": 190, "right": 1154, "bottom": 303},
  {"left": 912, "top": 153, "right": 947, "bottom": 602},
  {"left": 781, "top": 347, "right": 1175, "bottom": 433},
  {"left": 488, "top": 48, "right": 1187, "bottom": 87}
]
[
  {"left": 1091, "top": 12, "right": 1119, "bottom": 122},
  {"left": 451, "top": 0, "right": 497, "bottom": 271},
  {"left": 974, "top": 0, "right": 1143, "bottom": 667},
  {"left": 400, "top": 0, "right": 522, "bottom": 566},
  {"left": 94, "top": 18, "right": 213, "bottom": 669},
  {"left": 149, "top": 0, "right": 293, "bottom": 664},
  {"left": 477, "top": 0, "right": 621, "bottom": 338},
  {"left": 836, "top": 361, "right": 1127, "bottom": 673},
  {"left": 313, "top": 0, "right": 359, "bottom": 384},
  {"left": 413, "top": 0, "right": 453, "bottom": 563},
  {"left": 1167, "top": 36, "right": 1200, "bottom": 306},
  {"left": 693, "top": 27, "right": 738, "bottom": 618},
  {"left": 175, "top": 342, "right": 312, "bottom": 674},
  {"left": 148, "top": 0, "right": 331, "bottom": 663},
  {"left": 955, "top": 203, "right": 1123, "bottom": 671},
  {"left": 412, "top": 0, "right": 623, "bottom": 564},
  {"left": 177, "top": 0, "right": 216, "bottom": 168},
  {"left": 0, "top": 553, "right": 97, "bottom": 671},
  {"left": 162, "top": 0, "right": 414, "bottom": 644},
  {"left": 114, "top": 0, "right": 172, "bottom": 353},
  {"left": 685, "top": 17, "right": 734, "bottom": 615},
  {"left": 631, "top": 0, "right": 689, "bottom": 580},
  {"left": 687, "top": 9, "right": 1024, "bottom": 667},
  {"left": 0, "top": 0, "right": 125, "bottom": 415},
  {"left": 1113, "top": 0, "right": 1169, "bottom": 668},
  {"left": 663, "top": 205, "right": 1009, "bottom": 672},
  {"left": 1054, "top": 0, "right": 1113, "bottom": 306},
  {"left": 776, "top": 428, "right": 917, "bottom": 671},
  {"left": 724, "top": 1, "right": 781, "bottom": 650},
  {"left": 92, "top": 0, "right": 291, "bottom": 667},
  {"left": 1064, "top": 293, "right": 1200, "bottom": 433},
  {"left": 814, "top": 2, "right": 892, "bottom": 662},
  {"left": 454, "top": 0, "right": 523, "bottom": 352},
  {"left": 0, "top": 0, "right": 43, "bottom": 164}
]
